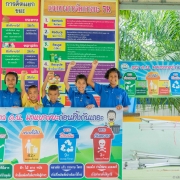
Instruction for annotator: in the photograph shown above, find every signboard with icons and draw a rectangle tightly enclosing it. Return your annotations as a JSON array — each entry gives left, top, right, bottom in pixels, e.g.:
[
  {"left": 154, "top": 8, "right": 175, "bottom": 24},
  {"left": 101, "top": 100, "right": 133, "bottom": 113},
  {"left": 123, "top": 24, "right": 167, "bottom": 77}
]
[{"left": 119, "top": 61, "right": 180, "bottom": 97}]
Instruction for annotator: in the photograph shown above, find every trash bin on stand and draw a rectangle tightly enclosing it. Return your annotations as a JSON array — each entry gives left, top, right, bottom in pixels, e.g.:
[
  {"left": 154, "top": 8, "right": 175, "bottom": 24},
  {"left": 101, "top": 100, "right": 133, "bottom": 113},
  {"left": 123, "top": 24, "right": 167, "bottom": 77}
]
[
  {"left": 19, "top": 126, "right": 44, "bottom": 163},
  {"left": 55, "top": 126, "right": 79, "bottom": 162},
  {"left": 0, "top": 127, "right": 8, "bottom": 162},
  {"left": 111, "top": 124, "right": 120, "bottom": 134},
  {"left": 91, "top": 127, "right": 114, "bottom": 162}
]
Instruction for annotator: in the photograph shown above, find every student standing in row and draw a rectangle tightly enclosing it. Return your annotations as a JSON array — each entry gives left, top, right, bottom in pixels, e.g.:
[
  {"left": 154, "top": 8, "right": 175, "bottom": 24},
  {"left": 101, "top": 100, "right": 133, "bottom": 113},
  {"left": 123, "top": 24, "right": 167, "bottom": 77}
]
[
  {"left": 87, "top": 60, "right": 130, "bottom": 111},
  {"left": 42, "top": 72, "right": 64, "bottom": 107},
  {"left": 0, "top": 72, "right": 21, "bottom": 107},
  {"left": 64, "top": 61, "right": 98, "bottom": 109},
  {"left": 20, "top": 70, "right": 42, "bottom": 110}
]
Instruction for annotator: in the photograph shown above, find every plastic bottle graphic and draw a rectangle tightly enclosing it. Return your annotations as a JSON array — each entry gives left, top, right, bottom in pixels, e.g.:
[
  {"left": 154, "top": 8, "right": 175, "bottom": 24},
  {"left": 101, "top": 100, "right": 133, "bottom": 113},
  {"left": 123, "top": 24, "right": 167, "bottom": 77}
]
[
  {"left": 50, "top": 53, "right": 55, "bottom": 62},
  {"left": 91, "top": 127, "right": 114, "bottom": 162},
  {"left": 146, "top": 72, "right": 160, "bottom": 95},
  {"left": 0, "top": 127, "right": 8, "bottom": 162},
  {"left": 55, "top": 126, "right": 79, "bottom": 162},
  {"left": 19, "top": 126, "right": 44, "bottom": 162}
]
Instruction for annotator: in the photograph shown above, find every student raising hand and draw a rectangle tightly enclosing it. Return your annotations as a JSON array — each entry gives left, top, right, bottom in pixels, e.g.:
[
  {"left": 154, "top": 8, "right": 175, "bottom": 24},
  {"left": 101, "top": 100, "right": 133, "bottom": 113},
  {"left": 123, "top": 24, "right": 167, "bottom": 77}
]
[
  {"left": 92, "top": 60, "right": 98, "bottom": 68},
  {"left": 68, "top": 61, "right": 76, "bottom": 68}
]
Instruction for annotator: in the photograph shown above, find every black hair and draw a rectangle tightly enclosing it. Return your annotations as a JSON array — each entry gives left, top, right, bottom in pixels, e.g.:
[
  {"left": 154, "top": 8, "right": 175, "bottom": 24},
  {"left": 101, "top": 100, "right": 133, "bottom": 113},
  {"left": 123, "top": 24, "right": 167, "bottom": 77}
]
[
  {"left": 54, "top": 74, "right": 60, "bottom": 77},
  {"left": 75, "top": 74, "right": 87, "bottom": 84},
  {"left": 28, "top": 85, "right": 38, "bottom": 90},
  {"left": 107, "top": 110, "right": 116, "bottom": 117},
  {"left": 48, "top": 85, "right": 59, "bottom": 91},
  {"left": 4, "top": 72, "right": 18, "bottom": 84},
  {"left": 104, "top": 68, "right": 121, "bottom": 79}
]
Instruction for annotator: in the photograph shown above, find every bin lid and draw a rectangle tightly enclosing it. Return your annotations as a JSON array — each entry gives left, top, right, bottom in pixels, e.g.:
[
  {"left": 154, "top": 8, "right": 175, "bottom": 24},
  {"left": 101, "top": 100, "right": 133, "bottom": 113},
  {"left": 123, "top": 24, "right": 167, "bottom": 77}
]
[
  {"left": 146, "top": 72, "right": 160, "bottom": 80},
  {"left": 55, "top": 126, "right": 79, "bottom": 139},
  {"left": 168, "top": 72, "right": 180, "bottom": 80},
  {"left": 90, "top": 127, "right": 114, "bottom": 139},
  {"left": 123, "top": 72, "right": 137, "bottom": 81},
  {"left": 0, "top": 127, "right": 8, "bottom": 139},
  {"left": 19, "top": 126, "right": 44, "bottom": 139}
]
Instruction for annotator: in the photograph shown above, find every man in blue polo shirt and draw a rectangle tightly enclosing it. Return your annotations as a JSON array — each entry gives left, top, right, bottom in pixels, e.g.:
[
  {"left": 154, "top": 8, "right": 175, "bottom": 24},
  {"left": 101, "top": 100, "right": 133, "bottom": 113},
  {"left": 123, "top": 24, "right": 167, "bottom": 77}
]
[
  {"left": 42, "top": 72, "right": 64, "bottom": 107},
  {"left": 0, "top": 72, "right": 21, "bottom": 107},
  {"left": 87, "top": 60, "right": 130, "bottom": 111},
  {"left": 64, "top": 61, "right": 98, "bottom": 108}
]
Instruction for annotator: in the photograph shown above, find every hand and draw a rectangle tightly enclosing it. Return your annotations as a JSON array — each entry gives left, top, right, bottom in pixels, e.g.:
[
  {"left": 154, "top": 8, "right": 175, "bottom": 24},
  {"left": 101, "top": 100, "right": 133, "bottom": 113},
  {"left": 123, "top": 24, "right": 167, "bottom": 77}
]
[
  {"left": 21, "top": 70, "right": 27, "bottom": 76},
  {"left": 116, "top": 105, "right": 123, "bottom": 110},
  {"left": 68, "top": 61, "right": 76, "bottom": 68},
  {"left": 86, "top": 104, "right": 95, "bottom": 109},
  {"left": 12, "top": 106, "right": 19, "bottom": 108},
  {"left": 34, "top": 104, "right": 42, "bottom": 110},
  {"left": 47, "top": 71, "right": 54, "bottom": 78},
  {"left": 92, "top": 60, "right": 98, "bottom": 68}
]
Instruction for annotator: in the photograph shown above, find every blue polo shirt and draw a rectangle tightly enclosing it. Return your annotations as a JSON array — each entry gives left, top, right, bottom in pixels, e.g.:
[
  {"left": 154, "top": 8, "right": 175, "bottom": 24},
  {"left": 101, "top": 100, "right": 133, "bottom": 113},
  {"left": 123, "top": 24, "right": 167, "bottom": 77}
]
[
  {"left": 67, "top": 87, "right": 98, "bottom": 107},
  {"left": 42, "top": 95, "right": 64, "bottom": 107},
  {"left": 0, "top": 88, "right": 21, "bottom": 107},
  {"left": 94, "top": 83, "right": 130, "bottom": 107}
]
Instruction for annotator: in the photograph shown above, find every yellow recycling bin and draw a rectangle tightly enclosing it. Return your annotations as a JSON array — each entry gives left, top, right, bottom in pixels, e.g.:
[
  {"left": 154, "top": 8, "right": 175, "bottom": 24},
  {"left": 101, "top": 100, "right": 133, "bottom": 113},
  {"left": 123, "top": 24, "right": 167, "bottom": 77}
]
[{"left": 19, "top": 126, "right": 44, "bottom": 163}]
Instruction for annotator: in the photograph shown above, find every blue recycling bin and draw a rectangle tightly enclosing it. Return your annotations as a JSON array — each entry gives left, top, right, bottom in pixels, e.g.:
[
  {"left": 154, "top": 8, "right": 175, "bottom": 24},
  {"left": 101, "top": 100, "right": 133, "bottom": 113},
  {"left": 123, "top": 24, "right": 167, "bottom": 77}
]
[
  {"left": 55, "top": 126, "right": 79, "bottom": 162},
  {"left": 169, "top": 72, "right": 180, "bottom": 95}
]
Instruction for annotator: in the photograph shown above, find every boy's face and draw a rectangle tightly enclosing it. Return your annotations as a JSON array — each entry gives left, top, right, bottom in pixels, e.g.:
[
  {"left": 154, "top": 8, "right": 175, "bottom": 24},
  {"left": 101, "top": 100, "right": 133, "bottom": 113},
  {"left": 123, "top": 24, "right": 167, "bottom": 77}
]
[
  {"left": 108, "top": 71, "right": 118, "bottom": 86},
  {"left": 75, "top": 79, "right": 87, "bottom": 93},
  {"left": 55, "top": 76, "right": 60, "bottom": 80},
  {"left": 28, "top": 88, "right": 39, "bottom": 102},
  {"left": 5, "top": 74, "right": 16, "bottom": 88},
  {"left": 48, "top": 89, "right": 59, "bottom": 103}
]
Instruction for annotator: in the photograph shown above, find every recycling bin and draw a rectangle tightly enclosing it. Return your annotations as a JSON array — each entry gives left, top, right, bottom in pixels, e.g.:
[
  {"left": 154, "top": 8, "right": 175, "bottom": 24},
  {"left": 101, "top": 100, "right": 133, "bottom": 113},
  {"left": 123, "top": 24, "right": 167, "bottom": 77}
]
[
  {"left": 169, "top": 72, "right": 180, "bottom": 95},
  {"left": 55, "top": 126, "right": 79, "bottom": 162}
]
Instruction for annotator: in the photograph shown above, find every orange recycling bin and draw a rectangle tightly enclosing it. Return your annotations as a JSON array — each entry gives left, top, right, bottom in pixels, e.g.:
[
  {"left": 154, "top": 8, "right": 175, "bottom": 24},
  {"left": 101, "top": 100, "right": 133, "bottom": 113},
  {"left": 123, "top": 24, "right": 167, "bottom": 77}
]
[
  {"left": 146, "top": 72, "right": 160, "bottom": 95},
  {"left": 19, "top": 126, "right": 44, "bottom": 163}
]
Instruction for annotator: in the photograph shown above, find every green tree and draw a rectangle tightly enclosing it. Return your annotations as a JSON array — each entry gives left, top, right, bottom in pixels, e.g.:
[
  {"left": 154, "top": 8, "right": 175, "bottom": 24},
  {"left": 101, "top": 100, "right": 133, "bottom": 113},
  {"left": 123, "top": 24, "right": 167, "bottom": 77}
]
[{"left": 120, "top": 10, "right": 180, "bottom": 112}]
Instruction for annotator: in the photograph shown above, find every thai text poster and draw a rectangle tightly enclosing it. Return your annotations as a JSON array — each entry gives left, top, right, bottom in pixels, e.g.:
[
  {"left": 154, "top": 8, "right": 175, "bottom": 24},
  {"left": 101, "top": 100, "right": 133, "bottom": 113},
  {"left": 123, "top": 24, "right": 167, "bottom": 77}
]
[
  {"left": 0, "top": 107, "right": 122, "bottom": 179},
  {"left": 41, "top": 0, "right": 119, "bottom": 106},
  {"left": 0, "top": 0, "right": 40, "bottom": 91}
]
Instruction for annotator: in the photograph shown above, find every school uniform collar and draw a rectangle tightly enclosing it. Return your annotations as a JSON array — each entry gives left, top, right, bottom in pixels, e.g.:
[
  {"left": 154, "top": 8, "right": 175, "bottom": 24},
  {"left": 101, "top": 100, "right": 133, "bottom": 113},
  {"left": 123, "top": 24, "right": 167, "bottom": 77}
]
[
  {"left": 108, "top": 84, "right": 119, "bottom": 89},
  {"left": 6, "top": 88, "right": 18, "bottom": 93},
  {"left": 50, "top": 100, "right": 59, "bottom": 104},
  {"left": 77, "top": 90, "right": 87, "bottom": 95}
]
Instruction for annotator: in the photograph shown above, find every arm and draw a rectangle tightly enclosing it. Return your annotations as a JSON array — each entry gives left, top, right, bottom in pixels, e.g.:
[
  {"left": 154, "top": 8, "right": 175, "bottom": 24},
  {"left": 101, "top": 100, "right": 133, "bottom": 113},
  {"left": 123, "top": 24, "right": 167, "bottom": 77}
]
[
  {"left": 116, "top": 91, "right": 130, "bottom": 111},
  {"left": 21, "top": 70, "right": 27, "bottom": 98},
  {"left": 87, "top": 60, "right": 98, "bottom": 88},
  {"left": 42, "top": 72, "right": 54, "bottom": 98},
  {"left": 63, "top": 61, "right": 76, "bottom": 92}
]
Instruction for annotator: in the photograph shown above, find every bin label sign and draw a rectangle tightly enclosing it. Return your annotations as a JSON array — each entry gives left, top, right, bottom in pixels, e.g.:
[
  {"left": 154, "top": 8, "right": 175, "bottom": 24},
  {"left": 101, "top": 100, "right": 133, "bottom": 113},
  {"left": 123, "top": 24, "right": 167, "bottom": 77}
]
[
  {"left": 49, "top": 163, "right": 84, "bottom": 178},
  {"left": 85, "top": 163, "right": 119, "bottom": 178},
  {"left": 14, "top": 164, "right": 48, "bottom": 179},
  {"left": 0, "top": 164, "right": 12, "bottom": 179},
  {"left": 0, "top": 107, "right": 122, "bottom": 179}
]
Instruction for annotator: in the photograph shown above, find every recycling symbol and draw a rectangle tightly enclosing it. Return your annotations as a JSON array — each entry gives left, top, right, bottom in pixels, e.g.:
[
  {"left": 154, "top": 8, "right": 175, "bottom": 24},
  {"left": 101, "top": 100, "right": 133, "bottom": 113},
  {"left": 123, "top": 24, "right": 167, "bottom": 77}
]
[
  {"left": 60, "top": 139, "right": 74, "bottom": 153},
  {"left": 172, "top": 81, "right": 180, "bottom": 89}
]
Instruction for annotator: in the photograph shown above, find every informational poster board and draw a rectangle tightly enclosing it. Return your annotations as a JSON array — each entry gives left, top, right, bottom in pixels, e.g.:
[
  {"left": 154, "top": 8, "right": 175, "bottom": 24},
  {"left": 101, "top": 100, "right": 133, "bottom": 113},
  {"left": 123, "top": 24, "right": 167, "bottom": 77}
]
[
  {"left": 0, "top": 0, "right": 40, "bottom": 91},
  {"left": 0, "top": 107, "right": 122, "bottom": 179},
  {"left": 123, "top": 116, "right": 180, "bottom": 180},
  {"left": 41, "top": 0, "right": 119, "bottom": 106},
  {"left": 119, "top": 61, "right": 180, "bottom": 97}
]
